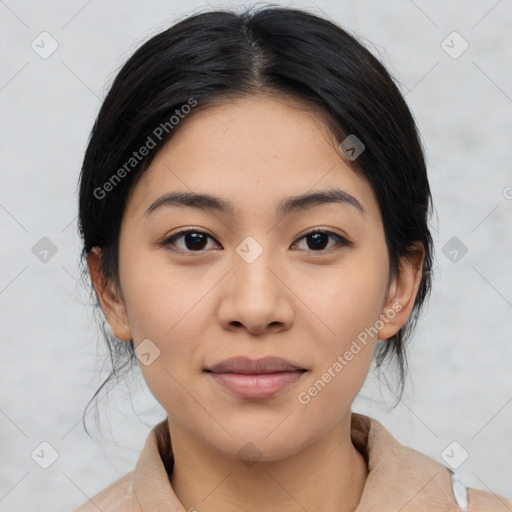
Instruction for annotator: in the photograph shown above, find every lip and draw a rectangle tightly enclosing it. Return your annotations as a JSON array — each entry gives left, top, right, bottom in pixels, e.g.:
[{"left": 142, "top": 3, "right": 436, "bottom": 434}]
[
  {"left": 204, "top": 356, "right": 308, "bottom": 399},
  {"left": 205, "top": 356, "right": 306, "bottom": 374}
]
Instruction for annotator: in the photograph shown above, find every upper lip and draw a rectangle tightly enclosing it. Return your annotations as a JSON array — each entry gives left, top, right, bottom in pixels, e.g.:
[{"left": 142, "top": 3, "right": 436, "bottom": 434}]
[{"left": 205, "top": 356, "right": 307, "bottom": 374}]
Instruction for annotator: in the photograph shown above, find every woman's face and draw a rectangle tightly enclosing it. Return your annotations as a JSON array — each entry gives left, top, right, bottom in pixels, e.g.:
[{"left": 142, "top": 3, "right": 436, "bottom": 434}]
[{"left": 92, "top": 94, "right": 421, "bottom": 461}]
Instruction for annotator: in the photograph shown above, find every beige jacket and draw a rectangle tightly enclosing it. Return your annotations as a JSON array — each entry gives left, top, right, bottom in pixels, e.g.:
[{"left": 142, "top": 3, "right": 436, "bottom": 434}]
[{"left": 73, "top": 413, "right": 512, "bottom": 511}]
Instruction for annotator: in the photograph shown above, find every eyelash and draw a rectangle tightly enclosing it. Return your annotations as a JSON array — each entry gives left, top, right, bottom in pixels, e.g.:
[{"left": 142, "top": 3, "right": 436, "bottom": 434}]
[{"left": 160, "top": 228, "right": 352, "bottom": 255}]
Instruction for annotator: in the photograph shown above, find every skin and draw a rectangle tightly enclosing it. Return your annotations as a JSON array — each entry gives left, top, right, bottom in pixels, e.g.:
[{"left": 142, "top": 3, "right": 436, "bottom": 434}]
[{"left": 88, "top": 94, "right": 424, "bottom": 512}]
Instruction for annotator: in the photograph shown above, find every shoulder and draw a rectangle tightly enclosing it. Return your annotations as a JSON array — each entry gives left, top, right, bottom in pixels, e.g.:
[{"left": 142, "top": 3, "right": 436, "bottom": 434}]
[
  {"left": 450, "top": 470, "right": 512, "bottom": 512},
  {"left": 72, "top": 470, "right": 140, "bottom": 512},
  {"left": 72, "top": 418, "right": 174, "bottom": 512},
  {"left": 466, "top": 485, "right": 512, "bottom": 512},
  {"left": 352, "top": 413, "right": 512, "bottom": 511}
]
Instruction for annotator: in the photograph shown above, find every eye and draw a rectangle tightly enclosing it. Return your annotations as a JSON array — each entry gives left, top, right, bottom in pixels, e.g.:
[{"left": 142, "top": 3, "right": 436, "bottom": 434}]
[
  {"left": 160, "top": 228, "right": 351, "bottom": 254},
  {"left": 161, "top": 229, "right": 220, "bottom": 253},
  {"left": 292, "top": 229, "right": 351, "bottom": 252}
]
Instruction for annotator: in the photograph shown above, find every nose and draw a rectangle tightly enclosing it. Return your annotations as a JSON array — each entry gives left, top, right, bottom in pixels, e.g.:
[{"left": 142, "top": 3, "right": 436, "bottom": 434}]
[{"left": 216, "top": 245, "right": 295, "bottom": 336}]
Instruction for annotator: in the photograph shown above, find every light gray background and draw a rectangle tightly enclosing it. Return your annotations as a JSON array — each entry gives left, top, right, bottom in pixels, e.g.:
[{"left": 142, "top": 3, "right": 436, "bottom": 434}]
[{"left": 1, "top": 0, "right": 511, "bottom": 510}]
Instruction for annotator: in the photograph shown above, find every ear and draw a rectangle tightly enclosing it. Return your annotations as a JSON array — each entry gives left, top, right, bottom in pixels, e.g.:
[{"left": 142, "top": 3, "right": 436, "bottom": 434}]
[
  {"left": 377, "top": 241, "right": 425, "bottom": 341},
  {"left": 87, "top": 247, "right": 132, "bottom": 342}
]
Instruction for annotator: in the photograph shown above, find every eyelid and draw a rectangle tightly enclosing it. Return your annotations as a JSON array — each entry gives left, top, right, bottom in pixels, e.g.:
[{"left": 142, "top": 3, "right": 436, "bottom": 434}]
[
  {"left": 296, "top": 227, "right": 351, "bottom": 243},
  {"left": 291, "top": 228, "right": 352, "bottom": 251},
  {"left": 160, "top": 228, "right": 221, "bottom": 252},
  {"left": 160, "top": 227, "right": 352, "bottom": 253}
]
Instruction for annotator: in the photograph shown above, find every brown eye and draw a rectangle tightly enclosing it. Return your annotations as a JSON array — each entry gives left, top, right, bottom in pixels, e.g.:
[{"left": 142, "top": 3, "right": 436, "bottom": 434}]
[
  {"left": 293, "top": 229, "right": 351, "bottom": 252},
  {"left": 161, "top": 228, "right": 351, "bottom": 255},
  {"left": 162, "top": 230, "right": 219, "bottom": 252}
]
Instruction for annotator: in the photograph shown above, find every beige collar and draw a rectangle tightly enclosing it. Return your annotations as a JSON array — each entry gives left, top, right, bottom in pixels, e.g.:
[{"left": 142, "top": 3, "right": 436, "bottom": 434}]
[{"left": 132, "top": 412, "right": 470, "bottom": 511}]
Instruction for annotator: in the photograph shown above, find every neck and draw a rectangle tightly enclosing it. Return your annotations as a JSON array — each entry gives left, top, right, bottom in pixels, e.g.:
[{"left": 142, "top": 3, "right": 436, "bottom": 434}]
[{"left": 168, "top": 412, "right": 368, "bottom": 512}]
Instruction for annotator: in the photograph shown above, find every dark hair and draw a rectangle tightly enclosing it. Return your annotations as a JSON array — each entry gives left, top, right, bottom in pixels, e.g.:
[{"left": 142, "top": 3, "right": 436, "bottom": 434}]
[{"left": 78, "top": 4, "right": 435, "bottom": 435}]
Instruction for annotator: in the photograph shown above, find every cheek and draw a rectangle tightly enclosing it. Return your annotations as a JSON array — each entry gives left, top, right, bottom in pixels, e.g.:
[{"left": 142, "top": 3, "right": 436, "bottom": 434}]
[
  {"left": 292, "top": 246, "right": 389, "bottom": 403},
  {"left": 296, "top": 251, "right": 389, "bottom": 343},
  {"left": 119, "top": 242, "right": 213, "bottom": 340},
  {"left": 118, "top": 226, "right": 389, "bottom": 435},
  {"left": 118, "top": 248, "right": 215, "bottom": 410},
  {"left": 298, "top": 350, "right": 373, "bottom": 415}
]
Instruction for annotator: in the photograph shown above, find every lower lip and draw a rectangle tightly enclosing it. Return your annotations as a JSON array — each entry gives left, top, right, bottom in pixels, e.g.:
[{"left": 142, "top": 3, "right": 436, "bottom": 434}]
[{"left": 206, "top": 371, "right": 306, "bottom": 399}]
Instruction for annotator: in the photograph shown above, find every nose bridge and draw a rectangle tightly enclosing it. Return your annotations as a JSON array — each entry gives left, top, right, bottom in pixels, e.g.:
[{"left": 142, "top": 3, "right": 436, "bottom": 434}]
[
  {"left": 232, "top": 234, "right": 278, "bottom": 298},
  {"left": 216, "top": 233, "right": 295, "bottom": 332}
]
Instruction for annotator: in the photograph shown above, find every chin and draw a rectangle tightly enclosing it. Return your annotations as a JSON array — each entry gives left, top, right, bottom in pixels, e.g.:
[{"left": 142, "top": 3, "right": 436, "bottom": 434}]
[{"left": 204, "top": 423, "right": 310, "bottom": 464}]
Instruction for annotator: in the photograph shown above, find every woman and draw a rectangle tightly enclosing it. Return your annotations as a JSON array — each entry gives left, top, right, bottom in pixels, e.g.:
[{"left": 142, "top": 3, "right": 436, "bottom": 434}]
[{"left": 74, "top": 5, "right": 512, "bottom": 511}]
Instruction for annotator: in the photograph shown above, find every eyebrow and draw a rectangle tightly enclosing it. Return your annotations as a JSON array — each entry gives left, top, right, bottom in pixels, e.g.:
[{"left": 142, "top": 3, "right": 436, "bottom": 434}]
[{"left": 143, "top": 187, "right": 366, "bottom": 218}]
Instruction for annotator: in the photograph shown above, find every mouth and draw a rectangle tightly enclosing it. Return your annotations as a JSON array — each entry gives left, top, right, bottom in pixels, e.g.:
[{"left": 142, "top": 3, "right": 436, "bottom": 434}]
[
  {"left": 204, "top": 356, "right": 308, "bottom": 399},
  {"left": 204, "top": 356, "right": 308, "bottom": 374}
]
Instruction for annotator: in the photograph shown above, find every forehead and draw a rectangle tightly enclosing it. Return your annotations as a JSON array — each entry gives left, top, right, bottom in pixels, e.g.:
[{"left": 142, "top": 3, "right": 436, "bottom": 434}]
[{"left": 123, "top": 94, "right": 380, "bottom": 223}]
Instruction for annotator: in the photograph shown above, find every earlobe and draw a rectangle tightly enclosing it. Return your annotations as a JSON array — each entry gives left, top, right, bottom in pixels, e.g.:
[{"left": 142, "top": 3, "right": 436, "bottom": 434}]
[
  {"left": 87, "top": 247, "right": 132, "bottom": 342},
  {"left": 377, "top": 241, "right": 425, "bottom": 341}
]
